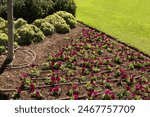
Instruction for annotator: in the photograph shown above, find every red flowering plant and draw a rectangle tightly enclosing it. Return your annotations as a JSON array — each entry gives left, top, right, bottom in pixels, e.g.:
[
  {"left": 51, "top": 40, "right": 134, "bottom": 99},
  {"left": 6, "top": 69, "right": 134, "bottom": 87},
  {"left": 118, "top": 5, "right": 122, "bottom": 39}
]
[
  {"left": 13, "top": 88, "right": 22, "bottom": 99},
  {"left": 15, "top": 27, "right": 150, "bottom": 100},
  {"left": 125, "top": 75, "right": 135, "bottom": 86},
  {"left": 85, "top": 81, "right": 96, "bottom": 91},
  {"left": 20, "top": 76, "right": 32, "bottom": 90},
  {"left": 87, "top": 90, "right": 98, "bottom": 100},
  {"left": 50, "top": 75, "right": 61, "bottom": 85},
  {"left": 102, "top": 89, "right": 116, "bottom": 100},
  {"left": 31, "top": 90, "right": 43, "bottom": 100},
  {"left": 44, "top": 77, "right": 52, "bottom": 85},
  {"left": 80, "top": 58, "right": 93, "bottom": 68},
  {"left": 90, "top": 73, "right": 99, "bottom": 81},
  {"left": 67, "top": 84, "right": 79, "bottom": 98},
  {"left": 82, "top": 67, "right": 90, "bottom": 75},
  {"left": 30, "top": 67, "right": 40, "bottom": 77},
  {"left": 29, "top": 82, "right": 36, "bottom": 93},
  {"left": 50, "top": 86, "right": 61, "bottom": 97},
  {"left": 117, "top": 88, "right": 129, "bottom": 99}
]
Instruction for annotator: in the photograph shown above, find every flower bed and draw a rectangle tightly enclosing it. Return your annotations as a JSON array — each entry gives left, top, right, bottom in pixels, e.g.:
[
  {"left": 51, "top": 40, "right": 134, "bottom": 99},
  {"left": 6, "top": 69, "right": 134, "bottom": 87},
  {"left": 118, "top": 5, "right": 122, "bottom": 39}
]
[{"left": 11, "top": 28, "right": 150, "bottom": 100}]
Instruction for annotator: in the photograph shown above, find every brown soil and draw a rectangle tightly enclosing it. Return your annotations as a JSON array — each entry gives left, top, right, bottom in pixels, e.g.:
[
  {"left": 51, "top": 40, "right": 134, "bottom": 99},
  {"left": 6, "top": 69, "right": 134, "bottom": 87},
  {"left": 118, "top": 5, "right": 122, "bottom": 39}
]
[
  {"left": 0, "top": 23, "right": 86, "bottom": 91},
  {"left": 0, "top": 23, "right": 150, "bottom": 100}
]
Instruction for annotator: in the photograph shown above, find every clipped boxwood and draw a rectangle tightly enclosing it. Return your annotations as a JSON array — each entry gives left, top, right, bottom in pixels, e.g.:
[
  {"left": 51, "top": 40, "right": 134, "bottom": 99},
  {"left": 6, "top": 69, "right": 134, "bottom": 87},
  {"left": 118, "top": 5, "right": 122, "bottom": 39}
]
[
  {"left": 15, "top": 24, "right": 45, "bottom": 45},
  {"left": 0, "top": 17, "right": 7, "bottom": 33},
  {"left": 45, "top": 14, "right": 70, "bottom": 34},
  {"left": 56, "top": 11, "right": 77, "bottom": 28},
  {"left": 0, "top": 17, "right": 6, "bottom": 29},
  {"left": 33, "top": 19, "right": 55, "bottom": 36},
  {"left": 0, "top": 33, "right": 8, "bottom": 46},
  {"left": 31, "top": 24, "right": 45, "bottom": 43},
  {"left": 14, "top": 18, "right": 28, "bottom": 29}
]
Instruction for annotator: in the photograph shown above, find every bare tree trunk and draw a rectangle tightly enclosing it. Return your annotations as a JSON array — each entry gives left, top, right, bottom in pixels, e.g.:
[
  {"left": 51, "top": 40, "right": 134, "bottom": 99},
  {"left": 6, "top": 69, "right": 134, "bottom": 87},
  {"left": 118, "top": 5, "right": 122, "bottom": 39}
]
[{"left": 6, "top": 0, "right": 14, "bottom": 62}]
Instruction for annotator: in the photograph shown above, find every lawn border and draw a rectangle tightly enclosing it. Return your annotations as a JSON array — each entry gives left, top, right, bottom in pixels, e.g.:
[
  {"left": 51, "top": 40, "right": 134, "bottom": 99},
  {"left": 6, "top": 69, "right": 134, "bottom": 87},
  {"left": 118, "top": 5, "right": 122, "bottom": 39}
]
[{"left": 78, "top": 21, "right": 150, "bottom": 58}]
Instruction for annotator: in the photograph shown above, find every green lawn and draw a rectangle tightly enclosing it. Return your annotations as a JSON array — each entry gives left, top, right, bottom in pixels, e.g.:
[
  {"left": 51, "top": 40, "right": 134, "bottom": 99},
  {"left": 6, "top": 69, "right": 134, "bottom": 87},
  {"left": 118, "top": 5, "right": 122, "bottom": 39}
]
[{"left": 75, "top": 0, "right": 150, "bottom": 55}]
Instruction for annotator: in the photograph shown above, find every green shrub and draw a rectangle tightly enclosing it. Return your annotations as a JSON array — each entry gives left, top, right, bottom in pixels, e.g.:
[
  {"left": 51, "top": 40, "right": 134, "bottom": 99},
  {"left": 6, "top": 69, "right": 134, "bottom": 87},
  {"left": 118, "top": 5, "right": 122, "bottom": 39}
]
[
  {"left": 31, "top": 25, "right": 45, "bottom": 43},
  {"left": 0, "top": 0, "right": 76, "bottom": 23},
  {"left": 33, "top": 19, "right": 44, "bottom": 28},
  {"left": 15, "top": 24, "right": 45, "bottom": 45},
  {"left": 53, "top": 0, "right": 77, "bottom": 16},
  {"left": 56, "top": 11, "right": 77, "bottom": 28},
  {"left": 0, "top": 17, "right": 7, "bottom": 34},
  {"left": 0, "top": 46, "right": 5, "bottom": 54},
  {"left": 45, "top": 14, "right": 70, "bottom": 34},
  {"left": 0, "top": 17, "right": 6, "bottom": 29},
  {"left": 14, "top": 18, "right": 27, "bottom": 29},
  {"left": 0, "top": 33, "right": 8, "bottom": 46},
  {"left": 0, "top": 0, "right": 54, "bottom": 23},
  {"left": 33, "top": 19, "right": 55, "bottom": 35}
]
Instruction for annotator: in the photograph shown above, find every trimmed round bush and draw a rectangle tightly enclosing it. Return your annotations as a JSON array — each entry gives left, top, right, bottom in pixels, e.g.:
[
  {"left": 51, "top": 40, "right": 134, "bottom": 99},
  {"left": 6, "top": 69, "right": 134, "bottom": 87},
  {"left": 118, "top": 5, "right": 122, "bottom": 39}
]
[
  {"left": 31, "top": 25, "right": 45, "bottom": 43},
  {"left": 33, "top": 19, "right": 44, "bottom": 28},
  {"left": 56, "top": 11, "right": 77, "bottom": 28},
  {"left": 15, "top": 24, "right": 45, "bottom": 45},
  {"left": 0, "top": 33, "right": 8, "bottom": 46},
  {"left": 45, "top": 14, "right": 70, "bottom": 34},
  {"left": 0, "top": 17, "right": 7, "bottom": 34},
  {"left": 0, "top": 17, "right": 6, "bottom": 30},
  {"left": 33, "top": 19, "right": 55, "bottom": 35},
  {"left": 0, "top": 46, "right": 5, "bottom": 54},
  {"left": 14, "top": 18, "right": 28, "bottom": 29},
  {"left": 40, "top": 22, "right": 55, "bottom": 36}
]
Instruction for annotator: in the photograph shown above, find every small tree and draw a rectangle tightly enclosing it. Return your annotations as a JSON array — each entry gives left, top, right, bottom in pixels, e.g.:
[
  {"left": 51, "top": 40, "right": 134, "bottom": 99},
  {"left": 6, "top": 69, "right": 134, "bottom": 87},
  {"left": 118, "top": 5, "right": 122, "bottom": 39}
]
[{"left": 6, "top": 0, "right": 14, "bottom": 62}]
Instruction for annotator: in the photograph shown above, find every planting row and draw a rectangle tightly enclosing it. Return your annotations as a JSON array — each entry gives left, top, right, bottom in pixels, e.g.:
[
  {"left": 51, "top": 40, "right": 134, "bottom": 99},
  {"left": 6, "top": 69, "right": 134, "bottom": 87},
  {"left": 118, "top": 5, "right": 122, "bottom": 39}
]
[
  {"left": 0, "top": 11, "right": 77, "bottom": 54},
  {"left": 12, "top": 28, "right": 150, "bottom": 100}
]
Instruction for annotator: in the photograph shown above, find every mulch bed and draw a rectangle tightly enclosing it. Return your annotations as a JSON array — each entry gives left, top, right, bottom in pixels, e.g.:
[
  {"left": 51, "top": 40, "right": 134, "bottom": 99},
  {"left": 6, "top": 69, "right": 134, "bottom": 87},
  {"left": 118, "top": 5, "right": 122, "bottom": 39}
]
[{"left": 0, "top": 23, "right": 150, "bottom": 100}]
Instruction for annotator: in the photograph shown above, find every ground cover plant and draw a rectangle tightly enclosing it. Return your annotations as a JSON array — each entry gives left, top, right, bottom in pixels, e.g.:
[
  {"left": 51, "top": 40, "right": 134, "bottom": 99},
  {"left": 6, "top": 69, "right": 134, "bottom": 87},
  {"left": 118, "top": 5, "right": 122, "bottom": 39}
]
[
  {"left": 75, "top": 0, "right": 150, "bottom": 55},
  {"left": 11, "top": 28, "right": 150, "bottom": 100}
]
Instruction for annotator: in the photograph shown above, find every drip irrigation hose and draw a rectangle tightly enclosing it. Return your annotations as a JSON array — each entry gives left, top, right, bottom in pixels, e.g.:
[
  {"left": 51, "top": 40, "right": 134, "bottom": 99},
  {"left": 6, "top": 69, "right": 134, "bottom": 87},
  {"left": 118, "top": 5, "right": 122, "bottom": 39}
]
[
  {"left": 6, "top": 47, "right": 36, "bottom": 69},
  {"left": 57, "top": 90, "right": 103, "bottom": 100},
  {"left": 0, "top": 69, "right": 149, "bottom": 93},
  {"left": 0, "top": 80, "right": 103, "bottom": 93}
]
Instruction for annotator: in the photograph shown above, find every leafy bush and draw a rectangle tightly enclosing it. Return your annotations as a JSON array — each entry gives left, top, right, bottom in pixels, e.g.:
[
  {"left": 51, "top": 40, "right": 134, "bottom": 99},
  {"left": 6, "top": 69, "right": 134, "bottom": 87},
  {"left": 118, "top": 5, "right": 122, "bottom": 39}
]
[
  {"left": 56, "top": 11, "right": 77, "bottom": 28},
  {"left": 0, "top": 0, "right": 54, "bottom": 23},
  {"left": 45, "top": 14, "right": 70, "bottom": 34},
  {"left": 15, "top": 24, "right": 45, "bottom": 45},
  {"left": 53, "top": 0, "right": 77, "bottom": 16},
  {"left": 0, "top": 33, "right": 8, "bottom": 46},
  {"left": 33, "top": 19, "right": 55, "bottom": 35},
  {"left": 0, "top": 45, "right": 5, "bottom": 54},
  {"left": 0, "top": 17, "right": 6, "bottom": 29},
  {"left": 14, "top": 18, "right": 27, "bottom": 29},
  {"left": 32, "top": 19, "right": 44, "bottom": 28},
  {"left": 31, "top": 25, "right": 45, "bottom": 43},
  {"left": 0, "top": 0, "right": 76, "bottom": 23}
]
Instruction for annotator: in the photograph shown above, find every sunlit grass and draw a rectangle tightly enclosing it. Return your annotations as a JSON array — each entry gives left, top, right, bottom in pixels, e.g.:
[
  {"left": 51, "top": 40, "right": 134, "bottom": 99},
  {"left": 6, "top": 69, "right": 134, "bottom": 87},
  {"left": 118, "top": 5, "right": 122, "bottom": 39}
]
[{"left": 75, "top": 0, "right": 150, "bottom": 55}]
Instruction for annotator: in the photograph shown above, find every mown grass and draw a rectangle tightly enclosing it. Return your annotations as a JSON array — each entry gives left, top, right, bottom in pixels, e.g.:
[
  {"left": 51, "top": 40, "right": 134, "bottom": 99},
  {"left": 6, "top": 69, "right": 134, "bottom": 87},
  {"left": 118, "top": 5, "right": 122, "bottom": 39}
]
[{"left": 75, "top": 0, "right": 150, "bottom": 55}]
